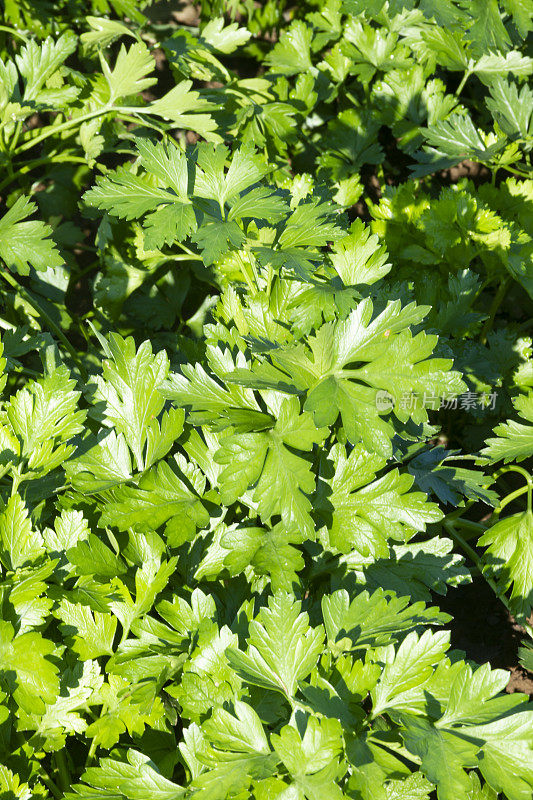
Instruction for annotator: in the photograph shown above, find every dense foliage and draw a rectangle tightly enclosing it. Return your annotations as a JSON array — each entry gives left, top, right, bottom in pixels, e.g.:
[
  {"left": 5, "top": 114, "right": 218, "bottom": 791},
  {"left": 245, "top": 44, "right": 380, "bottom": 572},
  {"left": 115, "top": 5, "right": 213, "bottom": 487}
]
[{"left": 0, "top": 0, "right": 533, "bottom": 798}]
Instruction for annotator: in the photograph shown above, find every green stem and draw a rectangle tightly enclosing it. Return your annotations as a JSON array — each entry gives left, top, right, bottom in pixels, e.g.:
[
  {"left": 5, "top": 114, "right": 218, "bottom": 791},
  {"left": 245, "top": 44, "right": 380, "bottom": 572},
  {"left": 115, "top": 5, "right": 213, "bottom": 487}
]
[
  {"left": 345, "top": 90, "right": 359, "bottom": 107},
  {"left": 40, "top": 770, "right": 62, "bottom": 800},
  {"left": 8, "top": 119, "right": 24, "bottom": 153},
  {"left": 517, "top": 317, "right": 533, "bottom": 332},
  {"left": 266, "top": 262, "right": 274, "bottom": 299},
  {"left": 237, "top": 254, "right": 256, "bottom": 295},
  {"left": 87, "top": 738, "right": 98, "bottom": 763},
  {"left": 479, "top": 279, "right": 508, "bottom": 344},
  {"left": 247, "top": 249, "right": 261, "bottom": 289},
  {"left": 11, "top": 470, "right": 21, "bottom": 497},
  {"left": 0, "top": 25, "right": 30, "bottom": 44},
  {"left": 54, "top": 750, "right": 71, "bottom": 792},
  {"left": 160, "top": 253, "right": 203, "bottom": 262},
  {"left": 116, "top": 112, "right": 173, "bottom": 142},
  {"left": 15, "top": 108, "right": 113, "bottom": 153},
  {"left": 0, "top": 270, "right": 88, "bottom": 381},
  {"left": 0, "top": 464, "right": 13, "bottom": 483},
  {"left": 175, "top": 241, "right": 202, "bottom": 259},
  {"left": 241, "top": 269, "right": 255, "bottom": 296},
  {"left": 452, "top": 518, "right": 487, "bottom": 535},
  {"left": 503, "top": 165, "right": 532, "bottom": 179},
  {"left": 455, "top": 70, "right": 471, "bottom": 97},
  {"left": 445, "top": 520, "right": 533, "bottom": 638},
  {"left": 70, "top": 261, "right": 100, "bottom": 282},
  {"left": 494, "top": 465, "right": 533, "bottom": 513},
  {"left": 14, "top": 103, "right": 172, "bottom": 155},
  {"left": 494, "top": 484, "right": 531, "bottom": 515},
  {"left": 0, "top": 154, "right": 91, "bottom": 194},
  {"left": 13, "top": 365, "right": 41, "bottom": 378},
  {"left": 444, "top": 520, "right": 501, "bottom": 595},
  {"left": 445, "top": 501, "right": 475, "bottom": 522}
]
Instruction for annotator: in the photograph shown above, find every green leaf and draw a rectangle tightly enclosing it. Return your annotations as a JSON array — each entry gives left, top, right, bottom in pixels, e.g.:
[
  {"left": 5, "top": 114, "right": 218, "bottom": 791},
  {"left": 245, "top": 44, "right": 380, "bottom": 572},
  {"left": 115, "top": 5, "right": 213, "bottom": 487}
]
[
  {"left": 406, "top": 27, "right": 469, "bottom": 71},
  {"left": 56, "top": 599, "right": 118, "bottom": 659},
  {"left": 371, "top": 630, "right": 451, "bottom": 716},
  {"left": 174, "top": 623, "right": 240, "bottom": 720},
  {"left": 43, "top": 509, "right": 90, "bottom": 553},
  {"left": 478, "top": 510, "right": 533, "bottom": 618},
  {"left": 100, "top": 456, "right": 209, "bottom": 546},
  {"left": 6, "top": 365, "right": 85, "bottom": 475},
  {"left": 192, "top": 220, "right": 245, "bottom": 265},
  {"left": 341, "top": 18, "right": 408, "bottom": 82},
  {"left": 81, "top": 16, "right": 137, "bottom": 52},
  {"left": 460, "top": 0, "right": 511, "bottom": 54},
  {"left": 84, "top": 674, "right": 164, "bottom": 750},
  {"left": 277, "top": 200, "right": 345, "bottom": 251},
  {"left": 6, "top": 561, "right": 54, "bottom": 635},
  {"left": 436, "top": 662, "right": 523, "bottom": 728},
  {"left": 264, "top": 21, "right": 313, "bottom": 75},
  {"left": 80, "top": 749, "right": 186, "bottom": 799},
  {"left": 429, "top": 707, "right": 533, "bottom": 800},
  {"left": 84, "top": 167, "right": 181, "bottom": 221},
  {"left": 91, "top": 333, "right": 170, "bottom": 471},
  {"left": 101, "top": 42, "right": 156, "bottom": 103},
  {"left": 226, "top": 592, "right": 324, "bottom": 698},
  {"left": 359, "top": 537, "right": 471, "bottom": 602},
  {"left": 110, "top": 557, "right": 178, "bottom": 639},
  {"left": 271, "top": 718, "right": 345, "bottom": 799},
  {"left": 162, "top": 350, "right": 267, "bottom": 432},
  {"left": 0, "top": 494, "right": 44, "bottom": 571},
  {"left": 329, "top": 219, "right": 391, "bottom": 286},
  {"left": 318, "top": 109, "right": 383, "bottom": 179},
  {"left": 195, "top": 142, "right": 273, "bottom": 217},
  {"left": 203, "top": 700, "right": 270, "bottom": 755},
  {"left": 0, "top": 765, "right": 32, "bottom": 798},
  {"left": 399, "top": 715, "right": 475, "bottom": 800},
  {"left": 149, "top": 81, "right": 218, "bottom": 140},
  {"left": 67, "top": 533, "right": 127, "bottom": 579},
  {"left": 474, "top": 51, "right": 533, "bottom": 82},
  {"left": 21, "top": 660, "right": 103, "bottom": 751},
  {"left": 466, "top": 710, "right": 533, "bottom": 799},
  {"left": 274, "top": 717, "right": 342, "bottom": 775},
  {"left": 318, "top": 443, "right": 443, "bottom": 557},
  {"left": 221, "top": 523, "right": 305, "bottom": 592},
  {"left": 0, "top": 196, "right": 64, "bottom": 275},
  {"left": 67, "top": 430, "right": 133, "bottom": 493},
  {"left": 215, "top": 396, "right": 327, "bottom": 537},
  {"left": 413, "top": 114, "right": 505, "bottom": 176},
  {"left": 423, "top": 114, "right": 496, "bottom": 159},
  {"left": 408, "top": 448, "right": 498, "bottom": 507},
  {"left": 482, "top": 392, "right": 533, "bottom": 463},
  {"left": 238, "top": 298, "right": 464, "bottom": 456},
  {"left": 486, "top": 78, "right": 533, "bottom": 139},
  {"left": 502, "top": 0, "right": 533, "bottom": 37},
  {"left": 201, "top": 19, "right": 251, "bottom": 54},
  {"left": 16, "top": 32, "right": 78, "bottom": 107},
  {"left": 84, "top": 140, "right": 198, "bottom": 250},
  {"left": 0, "top": 620, "right": 59, "bottom": 715},
  {"left": 384, "top": 772, "right": 433, "bottom": 800},
  {"left": 322, "top": 588, "right": 448, "bottom": 654}
]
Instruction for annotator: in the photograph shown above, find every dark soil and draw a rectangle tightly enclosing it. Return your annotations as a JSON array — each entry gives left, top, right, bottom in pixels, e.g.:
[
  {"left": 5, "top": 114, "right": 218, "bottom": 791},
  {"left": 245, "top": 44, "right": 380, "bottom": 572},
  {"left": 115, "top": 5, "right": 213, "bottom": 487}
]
[
  {"left": 146, "top": 0, "right": 200, "bottom": 26},
  {"left": 440, "top": 578, "right": 533, "bottom": 696}
]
